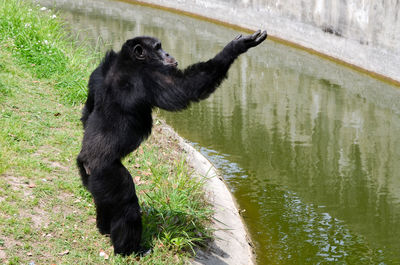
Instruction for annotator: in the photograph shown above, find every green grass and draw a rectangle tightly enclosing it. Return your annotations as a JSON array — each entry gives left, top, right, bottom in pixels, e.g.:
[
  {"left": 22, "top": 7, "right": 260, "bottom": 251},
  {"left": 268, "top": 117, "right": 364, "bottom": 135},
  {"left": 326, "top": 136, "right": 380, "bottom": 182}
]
[
  {"left": 0, "top": 0, "right": 213, "bottom": 264},
  {"left": 0, "top": 0, "right": 94, "bottom": 104}
]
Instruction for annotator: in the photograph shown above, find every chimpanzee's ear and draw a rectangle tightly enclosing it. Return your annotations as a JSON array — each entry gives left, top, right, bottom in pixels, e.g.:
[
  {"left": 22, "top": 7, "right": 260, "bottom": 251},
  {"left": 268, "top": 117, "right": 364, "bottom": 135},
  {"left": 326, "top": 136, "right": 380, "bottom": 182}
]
[{"left": 133, "top": 44, "right": 146, "bottom": 60}]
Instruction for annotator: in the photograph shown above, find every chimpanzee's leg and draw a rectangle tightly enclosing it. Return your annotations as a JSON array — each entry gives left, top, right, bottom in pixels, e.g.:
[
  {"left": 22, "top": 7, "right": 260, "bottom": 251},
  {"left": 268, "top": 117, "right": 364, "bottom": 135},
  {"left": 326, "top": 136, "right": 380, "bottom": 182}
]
[
  {"left": 88, "top": 161, "right": 142, "bottom": 255},
  {"left": 110, "top": 163, "right": 142, "bottom": 255}
]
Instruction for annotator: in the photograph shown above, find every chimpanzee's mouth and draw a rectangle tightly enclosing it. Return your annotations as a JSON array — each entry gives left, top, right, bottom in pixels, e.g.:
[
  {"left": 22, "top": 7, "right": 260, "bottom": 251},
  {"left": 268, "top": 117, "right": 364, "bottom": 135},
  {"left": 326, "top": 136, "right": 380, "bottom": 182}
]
[{"left": 165, "top": 61, "right": 178, "bottom": 67}]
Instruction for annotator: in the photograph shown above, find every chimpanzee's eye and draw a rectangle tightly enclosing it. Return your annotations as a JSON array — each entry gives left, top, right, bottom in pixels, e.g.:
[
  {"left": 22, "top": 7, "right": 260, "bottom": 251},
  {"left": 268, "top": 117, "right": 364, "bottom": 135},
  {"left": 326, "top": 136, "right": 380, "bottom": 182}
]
[{"left": 155, "top": 43, "right": 162, "bottom": 50}]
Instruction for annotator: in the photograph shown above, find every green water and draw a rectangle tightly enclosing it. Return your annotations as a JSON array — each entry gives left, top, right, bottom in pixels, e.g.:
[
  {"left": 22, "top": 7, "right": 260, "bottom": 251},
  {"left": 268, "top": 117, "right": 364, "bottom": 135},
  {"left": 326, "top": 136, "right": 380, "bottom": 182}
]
[{"left": 44, "top": 0, "right": 400, "bottom": 263}]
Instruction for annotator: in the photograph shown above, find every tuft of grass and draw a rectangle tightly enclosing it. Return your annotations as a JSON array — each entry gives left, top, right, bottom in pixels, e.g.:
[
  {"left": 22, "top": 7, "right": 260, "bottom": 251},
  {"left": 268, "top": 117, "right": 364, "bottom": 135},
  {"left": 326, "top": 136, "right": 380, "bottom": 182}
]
[
  {"left": 0, "top": 0, "right": 213, "bottom": 264},
  {"left": 138, "top": 154, "right": 212, "bottom": 254}
]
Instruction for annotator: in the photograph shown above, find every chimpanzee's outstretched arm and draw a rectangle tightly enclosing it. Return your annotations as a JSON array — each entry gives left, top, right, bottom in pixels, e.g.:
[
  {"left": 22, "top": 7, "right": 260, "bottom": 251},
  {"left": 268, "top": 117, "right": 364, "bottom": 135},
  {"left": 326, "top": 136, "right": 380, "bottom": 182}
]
[{"left": 150, "top": 30, "right": 267, "bottom": 111}]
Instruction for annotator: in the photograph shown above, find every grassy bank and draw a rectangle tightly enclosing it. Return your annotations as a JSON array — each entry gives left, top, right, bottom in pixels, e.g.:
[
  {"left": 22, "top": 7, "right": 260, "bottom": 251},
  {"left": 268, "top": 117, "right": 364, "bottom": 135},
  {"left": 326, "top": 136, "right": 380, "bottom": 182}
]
[{"left": 0, "top": 0, "right": 212, "bottom": 264}]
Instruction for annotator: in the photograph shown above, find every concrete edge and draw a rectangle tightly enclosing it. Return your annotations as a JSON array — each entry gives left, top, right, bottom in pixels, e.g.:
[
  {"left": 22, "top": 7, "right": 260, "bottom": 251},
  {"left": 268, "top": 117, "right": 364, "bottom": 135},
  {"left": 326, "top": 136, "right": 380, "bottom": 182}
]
[
  {"left": 158, "top": 124, "right": 255, "bottom": 265},
  {"left": 121, "top": 0, "right": 400, "bottom": 87}
]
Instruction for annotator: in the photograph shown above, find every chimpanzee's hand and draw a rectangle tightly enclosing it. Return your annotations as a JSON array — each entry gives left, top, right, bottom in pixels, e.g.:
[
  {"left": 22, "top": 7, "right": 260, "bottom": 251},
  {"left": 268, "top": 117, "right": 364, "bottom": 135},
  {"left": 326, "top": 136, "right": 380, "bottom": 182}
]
[{"left": 229, "top": 30, "right": 268, "bottom": 55}]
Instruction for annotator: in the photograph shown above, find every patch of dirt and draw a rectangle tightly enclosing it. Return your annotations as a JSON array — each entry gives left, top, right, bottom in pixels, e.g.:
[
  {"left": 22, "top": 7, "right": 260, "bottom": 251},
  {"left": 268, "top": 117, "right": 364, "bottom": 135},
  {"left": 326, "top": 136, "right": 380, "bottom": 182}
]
[
  {"left": 150, "top": 119, "right": 188, "bottom": 163},
  {"left": 54, "top": 193, "right": 79, "bottom": 216},
  {"left": 1, "top": 174, "right": 34, "bottom": 197},
  {"left": 0, "top": 236, "right": 23, "bottom": 262},
  {"left": 33, "top": 145, "right": 70, "bottom": 172},
  {"left": 0, "top": 249, "right": 6, "bottom": 260},
  {"left": 2, "top": 173, "right": 80, "bottom": 230},
  {"left": 1, "top": 170, "right": 85, "bottom": 233},
  {"left": 49, "top": 161, "right": 69, "bottom": 171},
  {"left": 19, "top": 207, "right": 49, "bottom": 229}
]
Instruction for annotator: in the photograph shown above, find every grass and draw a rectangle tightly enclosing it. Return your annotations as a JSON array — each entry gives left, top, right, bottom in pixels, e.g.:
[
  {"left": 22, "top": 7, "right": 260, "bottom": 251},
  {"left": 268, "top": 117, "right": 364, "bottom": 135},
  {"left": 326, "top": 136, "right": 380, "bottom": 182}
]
[
  {"left": 0, "top": 0, "right": 213, "bottom": 264},
  {"left": 0, "top": 0, "right": 93, "bottom": 104}
]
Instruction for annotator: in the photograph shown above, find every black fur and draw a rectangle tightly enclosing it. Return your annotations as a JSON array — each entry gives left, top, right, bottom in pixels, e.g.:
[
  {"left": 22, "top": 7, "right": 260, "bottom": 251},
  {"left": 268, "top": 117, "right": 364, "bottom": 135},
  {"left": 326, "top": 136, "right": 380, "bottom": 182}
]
[{"left": 77, "top": 31, "right": 267, "bottom": 256}]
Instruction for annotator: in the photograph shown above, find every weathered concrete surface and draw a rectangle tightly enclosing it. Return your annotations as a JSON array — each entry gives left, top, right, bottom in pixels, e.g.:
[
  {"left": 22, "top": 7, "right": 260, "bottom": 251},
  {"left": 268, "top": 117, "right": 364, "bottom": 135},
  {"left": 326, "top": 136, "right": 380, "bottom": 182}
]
[
  {"left": 132, "top": 0, "right": 400, "bottom": 84},
  {"left": 159, "top": 125, "right": 254, "bottom": 265}
]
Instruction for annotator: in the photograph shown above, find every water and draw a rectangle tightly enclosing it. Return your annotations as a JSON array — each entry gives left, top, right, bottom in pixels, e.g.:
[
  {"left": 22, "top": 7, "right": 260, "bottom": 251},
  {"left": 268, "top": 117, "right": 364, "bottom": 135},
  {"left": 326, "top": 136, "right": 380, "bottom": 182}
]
[{"left": 40, "top": 0, "right": 400, "bottom": 263}]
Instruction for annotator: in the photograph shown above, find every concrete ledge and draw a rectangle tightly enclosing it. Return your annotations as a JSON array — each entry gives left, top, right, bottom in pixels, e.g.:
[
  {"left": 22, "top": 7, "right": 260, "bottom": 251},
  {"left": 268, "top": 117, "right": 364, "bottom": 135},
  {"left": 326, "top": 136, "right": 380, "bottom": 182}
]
[
  {"left": 123, "top": 0, "right": 400, "bottom": 86},
  {"left": 159, "top": 124, "right": 254, "bottom": 265}
]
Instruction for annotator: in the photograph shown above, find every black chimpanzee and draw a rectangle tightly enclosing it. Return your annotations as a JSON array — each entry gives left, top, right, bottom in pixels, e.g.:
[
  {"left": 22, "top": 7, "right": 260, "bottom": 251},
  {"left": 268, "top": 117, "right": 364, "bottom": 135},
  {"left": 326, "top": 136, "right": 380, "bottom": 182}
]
[{"left": 77, "top": 30, "right": 267, "bottom": 256}]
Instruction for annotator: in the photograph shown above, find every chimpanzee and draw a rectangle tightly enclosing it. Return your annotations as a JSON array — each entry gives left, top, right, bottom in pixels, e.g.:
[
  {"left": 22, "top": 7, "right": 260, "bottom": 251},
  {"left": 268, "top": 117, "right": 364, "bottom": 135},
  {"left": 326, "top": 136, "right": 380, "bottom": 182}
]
[{"left": 77, "top": 30, "right": 267, "bottom": 256}]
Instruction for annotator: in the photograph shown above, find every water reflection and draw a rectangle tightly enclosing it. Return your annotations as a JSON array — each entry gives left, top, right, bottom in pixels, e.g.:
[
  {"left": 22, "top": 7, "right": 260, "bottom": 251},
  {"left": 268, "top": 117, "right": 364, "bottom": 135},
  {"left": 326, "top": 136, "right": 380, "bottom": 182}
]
[
  {"left": 40, "top": 0, "right": 400, "bottom": 263},
  {"left": 176, "top": 64, "right": 400, "bottom": 263}
]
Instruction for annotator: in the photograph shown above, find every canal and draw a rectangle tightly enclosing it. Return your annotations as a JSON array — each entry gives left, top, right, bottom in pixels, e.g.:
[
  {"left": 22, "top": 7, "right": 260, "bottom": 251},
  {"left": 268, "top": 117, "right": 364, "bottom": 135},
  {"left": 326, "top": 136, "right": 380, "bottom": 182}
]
[{"left": 40, "top": 0, "right": 400, "bottom": 263}]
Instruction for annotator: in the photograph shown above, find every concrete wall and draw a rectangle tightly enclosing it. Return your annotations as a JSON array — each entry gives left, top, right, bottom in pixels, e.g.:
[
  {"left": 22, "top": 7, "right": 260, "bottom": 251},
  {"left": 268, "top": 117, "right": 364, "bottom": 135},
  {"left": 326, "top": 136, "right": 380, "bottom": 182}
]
[{"left": 136, "top": 0, "right": 400, "bottom": 84}]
